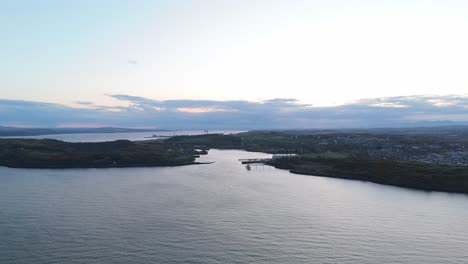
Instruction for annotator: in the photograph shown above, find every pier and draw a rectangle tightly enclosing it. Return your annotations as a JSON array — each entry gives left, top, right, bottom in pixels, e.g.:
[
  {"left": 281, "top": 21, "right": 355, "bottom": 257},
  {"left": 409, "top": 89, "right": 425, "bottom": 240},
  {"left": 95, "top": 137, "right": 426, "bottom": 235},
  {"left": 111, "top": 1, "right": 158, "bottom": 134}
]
[
  {"left": 238, "top": 158, "right": 271, "bottom": 164},
  {"left": 239, "top": 154, "right": 296, "bottom": 164}
]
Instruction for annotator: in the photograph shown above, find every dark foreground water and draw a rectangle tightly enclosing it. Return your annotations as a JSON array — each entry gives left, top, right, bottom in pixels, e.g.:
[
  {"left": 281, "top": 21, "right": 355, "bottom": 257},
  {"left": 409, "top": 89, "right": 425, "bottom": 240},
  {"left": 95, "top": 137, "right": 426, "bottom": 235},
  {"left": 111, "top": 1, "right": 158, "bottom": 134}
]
[{"left": 1, "top": 149, "right": 468, "bottom": 264}]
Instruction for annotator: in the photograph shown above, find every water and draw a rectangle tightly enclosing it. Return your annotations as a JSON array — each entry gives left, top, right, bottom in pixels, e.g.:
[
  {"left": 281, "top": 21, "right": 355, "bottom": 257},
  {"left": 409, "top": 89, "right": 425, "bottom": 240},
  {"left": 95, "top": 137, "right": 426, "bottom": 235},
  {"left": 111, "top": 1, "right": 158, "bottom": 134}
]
[
  {"left": 0, "top": 130, "right": 243, "bottom": 142},
  {"left": 1, "top": 149, "right": 468, "bottom": 264}
]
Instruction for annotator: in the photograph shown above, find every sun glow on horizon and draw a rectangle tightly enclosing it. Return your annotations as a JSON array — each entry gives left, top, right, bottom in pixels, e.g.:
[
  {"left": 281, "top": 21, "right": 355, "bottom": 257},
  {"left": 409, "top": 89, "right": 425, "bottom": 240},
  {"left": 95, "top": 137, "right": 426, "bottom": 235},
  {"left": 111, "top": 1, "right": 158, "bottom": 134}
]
[{"left": 2, "top": 1, "right": 468, "bottom": 108}]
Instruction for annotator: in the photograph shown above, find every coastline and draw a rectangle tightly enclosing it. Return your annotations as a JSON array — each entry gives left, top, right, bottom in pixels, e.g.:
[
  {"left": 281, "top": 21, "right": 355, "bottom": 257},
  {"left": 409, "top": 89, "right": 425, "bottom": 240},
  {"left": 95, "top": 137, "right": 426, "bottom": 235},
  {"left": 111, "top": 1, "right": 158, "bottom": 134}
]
[
  {"left": 3, "top": 132, "right": 468, "bottom": 195},
  {"left": 267, "top": 157, "right": 468, "bottom": 194},
  {"left": 0, "top": 139, "right": 200, "bottom": 169}
]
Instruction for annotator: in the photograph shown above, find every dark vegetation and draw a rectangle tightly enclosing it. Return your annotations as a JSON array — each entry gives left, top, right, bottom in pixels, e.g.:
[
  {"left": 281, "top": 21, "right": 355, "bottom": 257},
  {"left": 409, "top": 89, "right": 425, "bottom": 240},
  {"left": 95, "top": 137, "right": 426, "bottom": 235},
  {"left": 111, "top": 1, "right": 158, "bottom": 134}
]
[
  {"left": 269, "top": 156, "right": 468, "bottom": 193},
  {"left": 0, "top": 139, "right": 197, "bottom": 168},
  {"left": 165, "top": 133, "right": 242, "bottom": 149},
  {"left": 166, "top": 129, "right": 468, "bottom": 193},
  {"left": 3, "top": 127, "right": 468, "bottom": 193}
]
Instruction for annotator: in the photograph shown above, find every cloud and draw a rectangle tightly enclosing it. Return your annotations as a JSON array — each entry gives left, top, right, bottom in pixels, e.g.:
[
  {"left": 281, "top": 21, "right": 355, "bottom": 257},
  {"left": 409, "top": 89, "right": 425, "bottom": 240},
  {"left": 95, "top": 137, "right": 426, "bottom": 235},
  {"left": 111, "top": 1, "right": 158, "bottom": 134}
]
[
  {"left": 74, "top": 101, "right": 94, "bottom": 106},
  {"left": 73, "top": 100, "right": 127, "bottom": 112},
  {"left": 1, "top": 95, "right": 468, "bottom": 129},
  {"left": 175, "top": 107, "right": 237, "bottom": 113}
]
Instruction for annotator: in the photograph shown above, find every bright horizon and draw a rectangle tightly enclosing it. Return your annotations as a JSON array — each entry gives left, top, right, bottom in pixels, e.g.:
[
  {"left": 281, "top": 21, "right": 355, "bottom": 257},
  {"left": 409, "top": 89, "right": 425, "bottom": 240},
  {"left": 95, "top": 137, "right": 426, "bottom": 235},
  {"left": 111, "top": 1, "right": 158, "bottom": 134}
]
[{"left": 1, "top": 1, "right": 468, "bottom": 128}]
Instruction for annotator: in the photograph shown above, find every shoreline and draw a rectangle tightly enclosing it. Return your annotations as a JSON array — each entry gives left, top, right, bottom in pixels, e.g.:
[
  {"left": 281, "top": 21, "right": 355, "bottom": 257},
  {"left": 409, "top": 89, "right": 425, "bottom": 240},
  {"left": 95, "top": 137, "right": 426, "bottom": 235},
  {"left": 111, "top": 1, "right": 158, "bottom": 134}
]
[
  {"left": 266, "top": 157, "right": 468, "bottom": 194},
  {"left": 3, "top": 132, "right": 468, "bottom": 195},
  {"left": 0, "top": 139, "right": 200, "bottom": 169},
  {"left": 287, "top": 168, "right": 468, "bottom": 195},
  {"left": 0, "top": 162, "right": 215, "bottom": 170}
]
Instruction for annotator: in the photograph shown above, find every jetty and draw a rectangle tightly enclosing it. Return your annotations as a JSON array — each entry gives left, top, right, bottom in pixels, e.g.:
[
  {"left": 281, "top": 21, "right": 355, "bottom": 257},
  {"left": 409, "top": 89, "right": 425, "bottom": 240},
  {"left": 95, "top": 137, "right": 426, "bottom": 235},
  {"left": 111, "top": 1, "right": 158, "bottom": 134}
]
[{"left": 238, "top": 158, "right": 271, "bottom": 164}]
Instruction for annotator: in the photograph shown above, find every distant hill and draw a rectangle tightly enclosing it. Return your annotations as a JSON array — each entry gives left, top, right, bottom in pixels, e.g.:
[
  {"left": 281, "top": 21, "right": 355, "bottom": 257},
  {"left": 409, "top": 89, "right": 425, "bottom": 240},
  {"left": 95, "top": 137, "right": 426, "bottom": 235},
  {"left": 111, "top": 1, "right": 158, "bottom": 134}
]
[
  {"left": 396, "top": 120, "right": 468, "bottom": 128},
  {"left": 0, "top": 126, "right": 169, "bottom": 137}
]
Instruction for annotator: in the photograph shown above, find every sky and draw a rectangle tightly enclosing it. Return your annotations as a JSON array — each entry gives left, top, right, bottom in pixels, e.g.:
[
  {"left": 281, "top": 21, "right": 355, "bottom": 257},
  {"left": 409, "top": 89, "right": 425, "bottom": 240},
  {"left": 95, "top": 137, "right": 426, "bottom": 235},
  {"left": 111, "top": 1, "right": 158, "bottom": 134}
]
[{"left": 1, "top": 0, "right": 468, "bottom": 128}]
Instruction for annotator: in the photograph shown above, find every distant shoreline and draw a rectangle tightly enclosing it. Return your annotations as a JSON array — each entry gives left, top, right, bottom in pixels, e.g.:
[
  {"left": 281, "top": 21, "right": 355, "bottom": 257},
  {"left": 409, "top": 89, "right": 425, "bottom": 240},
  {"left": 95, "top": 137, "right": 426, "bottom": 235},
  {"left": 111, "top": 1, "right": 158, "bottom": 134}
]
[
  {"left": 165, "top": 132, "right": 468, "bottom": 194},
  {"left": 267, "top": 159, "right": 468, "bottom": 195},
  {"left": 3, "top": 130, "right": 468, "bottom": 194},
  {"left": 0, "top": 127, "right": 169, "bottom": 137}
]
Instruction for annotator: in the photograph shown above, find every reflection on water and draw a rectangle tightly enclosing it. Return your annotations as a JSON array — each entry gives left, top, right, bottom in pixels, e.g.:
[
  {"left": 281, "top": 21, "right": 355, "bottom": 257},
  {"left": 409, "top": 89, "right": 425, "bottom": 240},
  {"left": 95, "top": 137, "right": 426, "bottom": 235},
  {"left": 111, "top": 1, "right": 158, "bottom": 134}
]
[
  {"left": 0, "top": 130, "right": 244, "bottom": 142},
  {"left": 1, "top": 149, "right": 468, "bottom": 264}
]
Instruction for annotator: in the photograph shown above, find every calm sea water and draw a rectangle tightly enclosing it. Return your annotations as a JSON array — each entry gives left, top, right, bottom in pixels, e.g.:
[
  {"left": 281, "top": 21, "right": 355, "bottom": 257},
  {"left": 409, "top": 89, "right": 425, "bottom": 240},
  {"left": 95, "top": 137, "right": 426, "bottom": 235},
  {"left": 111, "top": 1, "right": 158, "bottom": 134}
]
[
  {"left": 1, "top": 149, "right": 468, "bottom": 264},
  {"left": 1, "top": 130, "right": 243, "bottom": 142}
]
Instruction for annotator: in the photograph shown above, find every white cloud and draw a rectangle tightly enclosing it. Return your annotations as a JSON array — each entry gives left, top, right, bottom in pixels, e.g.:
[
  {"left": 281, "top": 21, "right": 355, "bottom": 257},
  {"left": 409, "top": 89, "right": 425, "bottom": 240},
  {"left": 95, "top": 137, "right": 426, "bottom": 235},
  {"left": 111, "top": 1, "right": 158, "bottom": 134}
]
[{"left": 2, "top": 94, "right": 468, "bottom": 129}]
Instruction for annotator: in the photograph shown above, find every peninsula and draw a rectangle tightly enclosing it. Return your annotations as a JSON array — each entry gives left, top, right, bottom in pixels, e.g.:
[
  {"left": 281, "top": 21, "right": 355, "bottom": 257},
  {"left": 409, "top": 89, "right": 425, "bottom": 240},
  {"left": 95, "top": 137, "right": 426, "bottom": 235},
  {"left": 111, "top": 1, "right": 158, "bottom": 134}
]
[
  {"left": 165, "top": 128, "right": 468, "bottom": 194},
  {"left": 0, "top": 139, "right": 198, "bottom": 168},
  {"left": 2, "top": 127, "right": 468, "bottom": 193}
]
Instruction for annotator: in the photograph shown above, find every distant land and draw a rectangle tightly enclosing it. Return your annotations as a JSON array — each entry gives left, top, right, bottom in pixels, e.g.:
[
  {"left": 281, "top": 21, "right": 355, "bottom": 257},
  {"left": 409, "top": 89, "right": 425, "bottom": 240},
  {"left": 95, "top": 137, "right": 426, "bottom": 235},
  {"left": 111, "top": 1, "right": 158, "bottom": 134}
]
[
  {"left": 0, "top": 126, "right": 169, "bottom": 137},
  {"left": 0, "top": 139, "right": 199, "bottom": 168},
  {"left": 3, "top": 123, "right": 468, "bottom": 137},
  {"left": 165, "top": 128, "right": 468, "bottom": 194},
  {"left": 3, "top": 126, "right": 468, "bottom": 193},
  {"left": 254, "top": 125, "right": 468, "bottom": 135}
]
